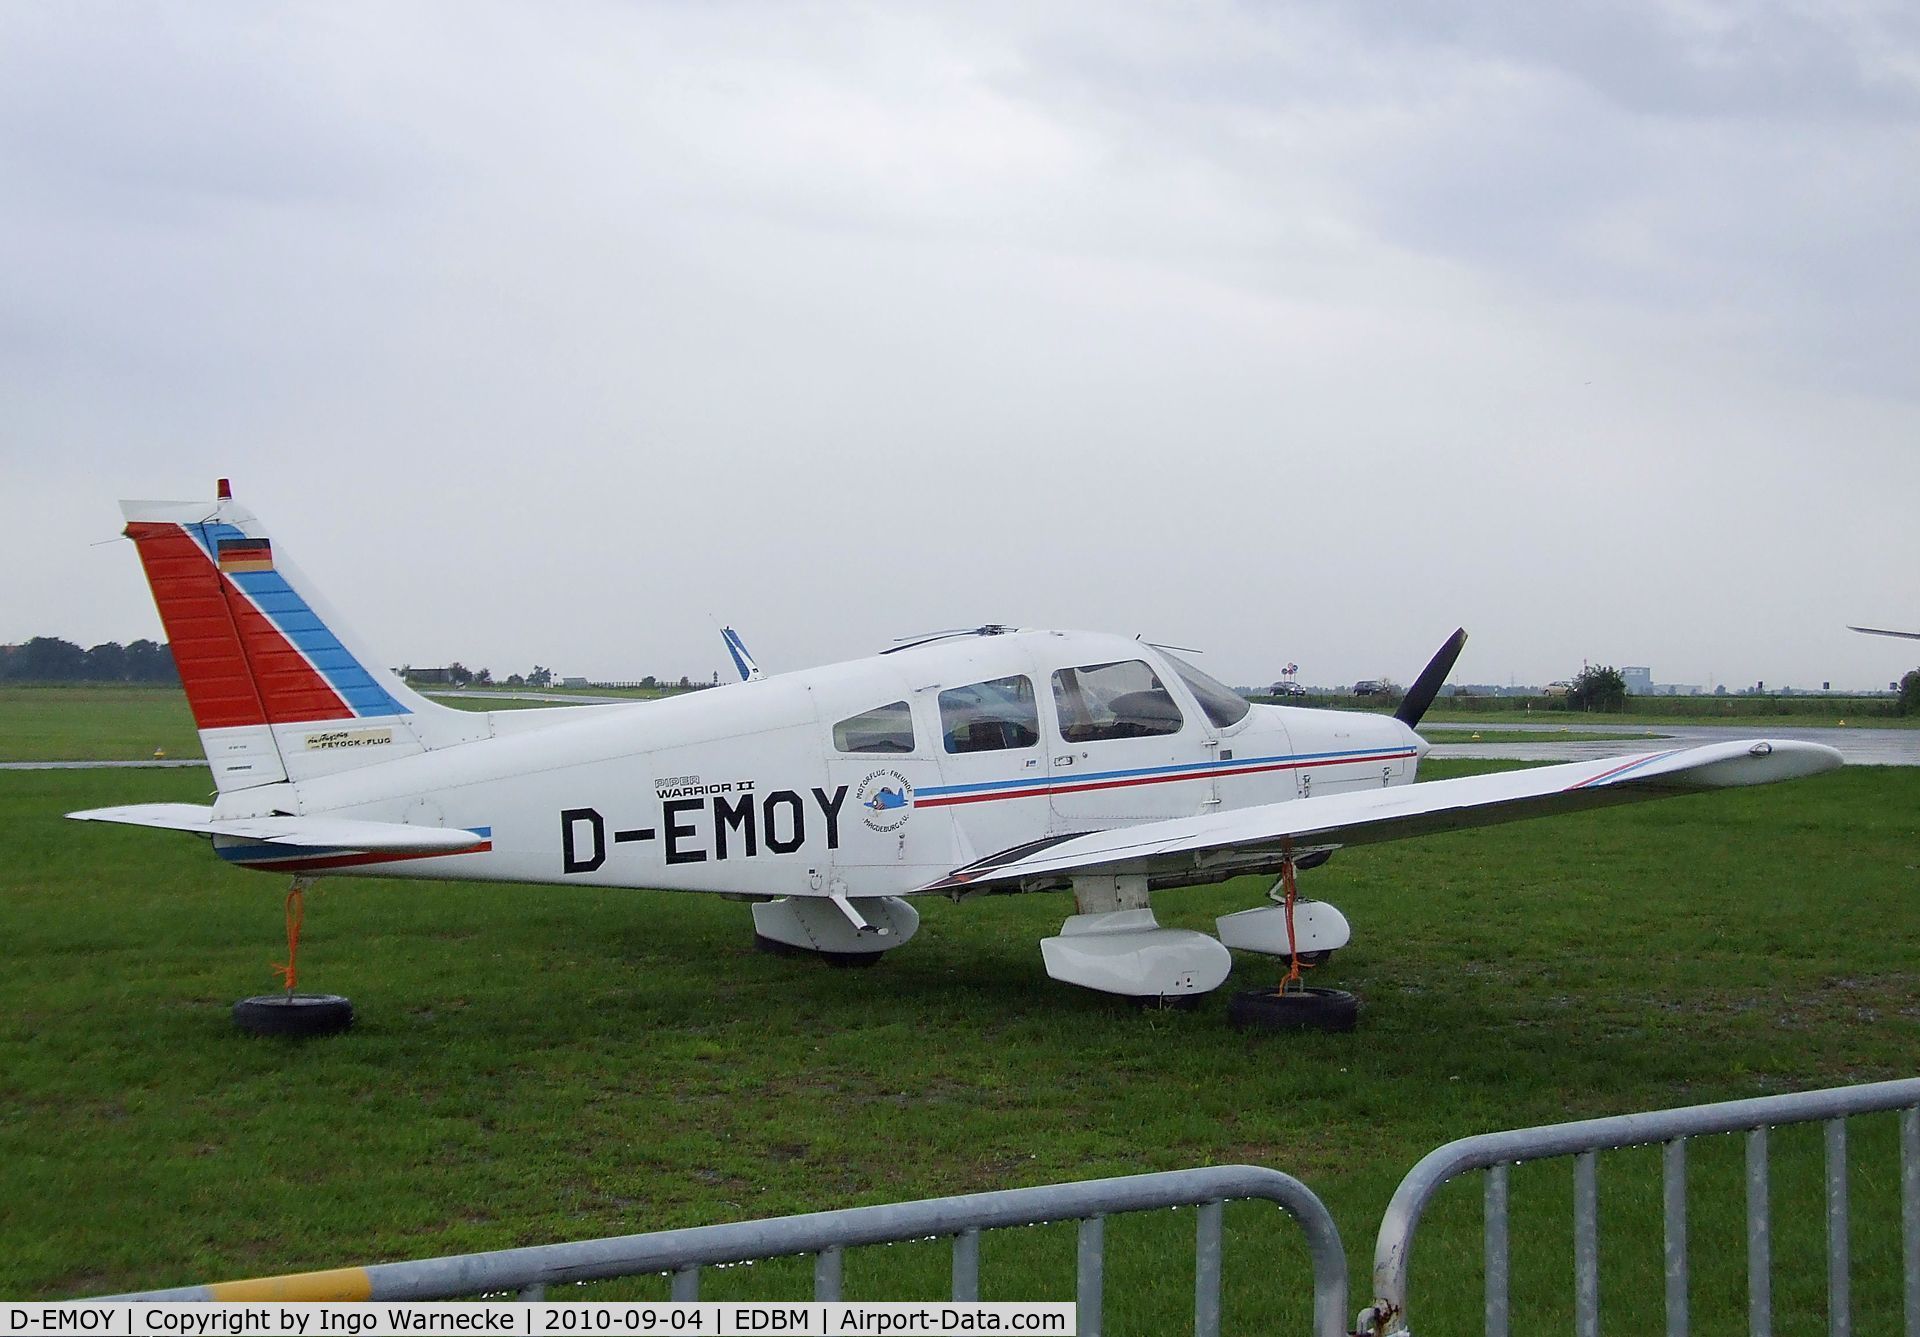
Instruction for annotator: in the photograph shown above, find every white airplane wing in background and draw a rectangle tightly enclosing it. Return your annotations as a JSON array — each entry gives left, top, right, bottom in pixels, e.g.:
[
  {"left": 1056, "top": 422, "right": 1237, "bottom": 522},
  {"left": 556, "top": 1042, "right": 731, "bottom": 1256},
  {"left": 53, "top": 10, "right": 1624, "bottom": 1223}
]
[{"left": 923, "top": 739, "right": 1842, "bottom": 892}]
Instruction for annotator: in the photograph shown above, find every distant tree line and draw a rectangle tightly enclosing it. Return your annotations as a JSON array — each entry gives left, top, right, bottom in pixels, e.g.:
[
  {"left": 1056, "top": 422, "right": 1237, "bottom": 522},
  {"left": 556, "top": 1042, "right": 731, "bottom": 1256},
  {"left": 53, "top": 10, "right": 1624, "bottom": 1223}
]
[
  {"left": 1, "top": 636, "right": 178, "bottom": 685},
  {"left": 1562, "top": 664, "right": 1628, "bottom": 713},
  {"left": 400, "top": 664, "right": 707, "bottom": 693},
  {"left": 402, "top": 664, "right": 538, "bottom": 688}
]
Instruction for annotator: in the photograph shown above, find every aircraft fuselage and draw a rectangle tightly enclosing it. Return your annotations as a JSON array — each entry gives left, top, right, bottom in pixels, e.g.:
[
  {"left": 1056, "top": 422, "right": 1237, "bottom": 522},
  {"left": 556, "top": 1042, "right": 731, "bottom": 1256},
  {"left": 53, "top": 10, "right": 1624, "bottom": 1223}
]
[{"left": 218, "top": 630, "right": 1423, "bottom": 899}]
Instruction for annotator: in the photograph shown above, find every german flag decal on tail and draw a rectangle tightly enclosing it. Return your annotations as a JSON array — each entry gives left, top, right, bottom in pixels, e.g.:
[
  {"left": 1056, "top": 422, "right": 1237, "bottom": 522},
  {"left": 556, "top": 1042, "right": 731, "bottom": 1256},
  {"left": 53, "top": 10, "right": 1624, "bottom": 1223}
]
[{"left": 216, "top": 537, "right": 273, "bottom": 573}]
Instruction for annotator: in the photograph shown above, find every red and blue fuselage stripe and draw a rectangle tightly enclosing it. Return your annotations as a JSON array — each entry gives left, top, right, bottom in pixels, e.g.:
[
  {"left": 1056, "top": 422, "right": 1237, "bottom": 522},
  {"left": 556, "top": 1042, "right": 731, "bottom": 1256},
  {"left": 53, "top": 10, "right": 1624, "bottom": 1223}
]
[
  {"left": 912, "top": 746, "right": 1418, "bottom": 808},
  {"left": 214, "top": 827, "right": 492, "bottom": 873}
]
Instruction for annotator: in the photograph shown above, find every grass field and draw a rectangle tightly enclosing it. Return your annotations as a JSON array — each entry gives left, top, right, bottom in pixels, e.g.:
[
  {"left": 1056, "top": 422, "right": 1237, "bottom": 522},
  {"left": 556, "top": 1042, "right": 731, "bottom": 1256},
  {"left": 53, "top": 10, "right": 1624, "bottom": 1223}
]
[
  {"left": 0, "top": 686, "right": 600, "bottom": 761},
  {"left": 0, "top": 686, "right": 204, "bottom": 762},
  {"left": 2, "top": 704, "right": 1916, "bottom": 1329}
]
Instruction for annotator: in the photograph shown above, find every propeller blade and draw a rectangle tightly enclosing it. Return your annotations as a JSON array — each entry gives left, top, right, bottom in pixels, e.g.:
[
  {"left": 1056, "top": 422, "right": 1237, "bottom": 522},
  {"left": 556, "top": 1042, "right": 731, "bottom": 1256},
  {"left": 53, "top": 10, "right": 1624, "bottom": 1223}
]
[
  {"left": 1395, "top": 627, "right": 1468, "bottom": 729},
  {"left": 883, "top": 625, "right": 1017, "bottom": 655}
]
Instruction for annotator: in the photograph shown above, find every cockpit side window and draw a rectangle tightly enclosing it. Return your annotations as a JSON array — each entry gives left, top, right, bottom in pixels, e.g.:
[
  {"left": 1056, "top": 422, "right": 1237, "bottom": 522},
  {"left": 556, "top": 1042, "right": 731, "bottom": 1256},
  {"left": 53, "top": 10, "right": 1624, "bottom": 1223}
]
[
  {"left": 939, "top": 676, "right": 1040, "bottom": 753},
  {"left": 1163, "top": 652, "right": 1252, "bottom": 729},
  {"left": 1051, "top": 660, "right": 1185, "bottom": 742},
  {"left": 833, "top": 701, "right": 916, "bottom": 754}
]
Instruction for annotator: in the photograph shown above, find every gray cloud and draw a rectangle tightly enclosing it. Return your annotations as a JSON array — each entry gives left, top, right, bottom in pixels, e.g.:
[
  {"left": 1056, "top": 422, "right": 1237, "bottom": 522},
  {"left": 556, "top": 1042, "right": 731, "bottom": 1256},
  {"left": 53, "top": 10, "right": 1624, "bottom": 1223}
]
[{"left": 1, "top": 1, "right": 1915, "bottom": 693}]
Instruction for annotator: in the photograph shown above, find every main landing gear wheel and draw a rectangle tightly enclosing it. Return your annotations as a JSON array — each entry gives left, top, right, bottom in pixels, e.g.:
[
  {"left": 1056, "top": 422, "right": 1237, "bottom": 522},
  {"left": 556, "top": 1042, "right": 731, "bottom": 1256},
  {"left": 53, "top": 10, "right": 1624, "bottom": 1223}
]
[
  {"left": 1225, "top": 857, "right": 1357, "bottom": 1032},
  {"left": 753, "top": 932, "right": 810, "bottom": 959},
  {"left": 233, "top": 993, "right": 355, "bottom": 1037},
  {"left": 1226, "top": 987, "right": 1358, "bottom": 1033},
  {"left": 1132, "top": 992, "right": 1207, "bottom": 1013},
  {"left": 751, "top": 897, "right": 917, "bottom": 969},
  {"left": 753, "top": 935, "right": 885, "bottom": 968},
  {"left": 232, "top": 877, "right": 354, "bottom": 1037},
  {"left": 756, "top": 933, "right": 890, "bottom": 964}
]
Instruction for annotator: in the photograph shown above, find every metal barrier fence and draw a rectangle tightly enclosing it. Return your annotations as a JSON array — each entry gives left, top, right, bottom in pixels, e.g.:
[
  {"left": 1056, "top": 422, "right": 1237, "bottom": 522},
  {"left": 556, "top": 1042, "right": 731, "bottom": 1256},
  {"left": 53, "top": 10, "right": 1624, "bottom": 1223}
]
[
  {"left": 103, "top": 1164, "right": 1349, "bottom": 1337},
  {"left": 1354, "top": 1076, "right": 1920, "bottom": 1337},
  {"left": 93, "top": 1078, "right": 1920, "bottom": 1335}
]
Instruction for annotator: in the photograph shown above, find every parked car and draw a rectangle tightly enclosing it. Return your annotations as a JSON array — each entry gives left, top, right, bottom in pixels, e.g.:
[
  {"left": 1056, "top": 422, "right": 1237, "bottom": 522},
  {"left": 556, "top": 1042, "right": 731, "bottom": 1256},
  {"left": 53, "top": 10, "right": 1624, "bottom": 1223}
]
[
  {"left": 1268, "top": 681, "right": 1307, "bottom": 697},
  {"left": 1352, "top": 679, "right": 1387, "bottom": 696}
]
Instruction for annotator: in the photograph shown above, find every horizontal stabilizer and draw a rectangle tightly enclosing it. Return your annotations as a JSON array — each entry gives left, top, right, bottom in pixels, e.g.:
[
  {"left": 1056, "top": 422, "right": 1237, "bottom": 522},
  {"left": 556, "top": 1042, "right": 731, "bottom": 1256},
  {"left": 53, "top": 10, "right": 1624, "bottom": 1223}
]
[
  {"left": 66, "top": 804, "right": 488, "bottom": 855},
  {"left": 924, "top": 739, "right": 1843, "bottom": 892}
]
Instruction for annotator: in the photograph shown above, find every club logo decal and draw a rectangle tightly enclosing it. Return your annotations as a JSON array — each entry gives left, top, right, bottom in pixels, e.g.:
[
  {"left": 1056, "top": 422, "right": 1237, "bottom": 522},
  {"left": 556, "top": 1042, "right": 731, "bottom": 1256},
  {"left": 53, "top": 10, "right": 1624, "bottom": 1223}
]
[{"left": 856, "top": 768, "right": 915, "bottom": 832}]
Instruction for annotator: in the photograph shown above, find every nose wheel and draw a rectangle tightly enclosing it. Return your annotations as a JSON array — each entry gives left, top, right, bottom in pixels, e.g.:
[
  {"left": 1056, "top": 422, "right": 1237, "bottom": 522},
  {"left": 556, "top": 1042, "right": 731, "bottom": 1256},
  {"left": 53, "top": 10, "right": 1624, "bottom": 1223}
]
[{"left": 231, "top": 877, "right": 355, "bottom": 1037}]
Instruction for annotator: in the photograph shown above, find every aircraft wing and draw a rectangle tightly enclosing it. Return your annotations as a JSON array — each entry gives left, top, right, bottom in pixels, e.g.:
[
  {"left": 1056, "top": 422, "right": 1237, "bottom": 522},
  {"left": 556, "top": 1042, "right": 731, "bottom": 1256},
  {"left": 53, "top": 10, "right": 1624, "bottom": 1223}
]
[
  {"left": 922, "top": 739, "right": 1842, "bottom": 892},
  {"left": 1848, "top": 625, "right": 1920, "bottom": 641},
  {"left": 66, "top": 803, "right": 488, "bottom": 854}
]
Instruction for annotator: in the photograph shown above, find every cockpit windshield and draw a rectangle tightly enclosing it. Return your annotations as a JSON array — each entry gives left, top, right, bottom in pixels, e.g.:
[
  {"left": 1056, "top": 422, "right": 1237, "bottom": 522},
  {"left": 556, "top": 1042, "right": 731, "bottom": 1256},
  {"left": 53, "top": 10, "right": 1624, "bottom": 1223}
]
[{"left": 1163, "top": 652, "right": 1251, "bottom": 729}]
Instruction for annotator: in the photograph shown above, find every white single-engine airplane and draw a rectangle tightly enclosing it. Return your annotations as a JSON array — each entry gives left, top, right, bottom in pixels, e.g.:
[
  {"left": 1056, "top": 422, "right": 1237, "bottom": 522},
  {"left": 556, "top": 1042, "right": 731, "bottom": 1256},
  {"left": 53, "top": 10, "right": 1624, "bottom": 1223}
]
[{"left": 73, "top": 483, "right": 1843, "bottom": 1019}]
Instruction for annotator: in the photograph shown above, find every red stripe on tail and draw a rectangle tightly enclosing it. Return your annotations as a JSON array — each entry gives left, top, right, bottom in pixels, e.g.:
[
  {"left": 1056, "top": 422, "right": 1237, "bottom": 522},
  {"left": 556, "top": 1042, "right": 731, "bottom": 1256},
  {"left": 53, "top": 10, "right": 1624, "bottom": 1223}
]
[{"left": 126, "top": 523, "right": 353, "bottom": 729}]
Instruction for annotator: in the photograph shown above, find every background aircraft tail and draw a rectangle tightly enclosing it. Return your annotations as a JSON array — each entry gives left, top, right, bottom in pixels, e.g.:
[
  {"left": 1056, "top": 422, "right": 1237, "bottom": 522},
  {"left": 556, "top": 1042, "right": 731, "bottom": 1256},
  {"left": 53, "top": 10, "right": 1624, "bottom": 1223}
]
[
  {"left": 122, "top": 481, "right": 491, "bottom": 792},
  {"left": 721, "top": 625, "right": 764, "bottom": 681}
]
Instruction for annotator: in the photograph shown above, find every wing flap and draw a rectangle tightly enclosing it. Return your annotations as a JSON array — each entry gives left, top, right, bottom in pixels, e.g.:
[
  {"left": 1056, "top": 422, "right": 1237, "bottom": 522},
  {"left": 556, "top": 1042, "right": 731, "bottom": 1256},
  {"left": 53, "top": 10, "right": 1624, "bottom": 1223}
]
[
  {"left": 67, "top": 804, "right": 487, "bottom": 854},
  {"left": 923, "top": 739, "right": 1842, "bottom": 891}
]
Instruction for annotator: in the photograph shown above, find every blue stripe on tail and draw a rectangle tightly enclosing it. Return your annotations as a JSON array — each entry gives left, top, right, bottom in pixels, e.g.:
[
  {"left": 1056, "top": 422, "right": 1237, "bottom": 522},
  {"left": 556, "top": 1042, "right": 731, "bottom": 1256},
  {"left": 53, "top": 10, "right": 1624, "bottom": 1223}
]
[{"left": 187, "top": 521, "right": 409, "bottom": 718}]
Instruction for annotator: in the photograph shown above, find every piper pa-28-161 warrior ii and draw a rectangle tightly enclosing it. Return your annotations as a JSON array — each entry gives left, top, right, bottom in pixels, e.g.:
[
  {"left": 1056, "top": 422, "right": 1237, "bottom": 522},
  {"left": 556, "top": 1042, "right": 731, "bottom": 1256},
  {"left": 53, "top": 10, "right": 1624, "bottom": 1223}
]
[{"left": 72, "top": 482, "right": 1843, "bottom": 1030}]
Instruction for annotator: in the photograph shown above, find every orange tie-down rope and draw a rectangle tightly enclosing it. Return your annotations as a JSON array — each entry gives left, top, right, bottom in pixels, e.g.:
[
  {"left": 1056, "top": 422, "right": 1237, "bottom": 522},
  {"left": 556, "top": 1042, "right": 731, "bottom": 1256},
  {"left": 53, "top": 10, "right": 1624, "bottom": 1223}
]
[
  {"left": 271, "top": 882, "right": 305, "bottom": 994},
  {"left": 1278, "top": 857, "right": 1312, "bottom": 992}
]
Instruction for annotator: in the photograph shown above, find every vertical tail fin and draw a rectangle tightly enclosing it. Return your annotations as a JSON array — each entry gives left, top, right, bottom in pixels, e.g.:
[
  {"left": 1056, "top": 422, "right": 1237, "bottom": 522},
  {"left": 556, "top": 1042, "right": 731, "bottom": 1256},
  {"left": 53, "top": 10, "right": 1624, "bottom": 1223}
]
[
  {"left": 122, "top": 481, "right": 487, "bottom": 791},
  {"left": 721, "top": 625, "right": 764, "bottom": 682}
]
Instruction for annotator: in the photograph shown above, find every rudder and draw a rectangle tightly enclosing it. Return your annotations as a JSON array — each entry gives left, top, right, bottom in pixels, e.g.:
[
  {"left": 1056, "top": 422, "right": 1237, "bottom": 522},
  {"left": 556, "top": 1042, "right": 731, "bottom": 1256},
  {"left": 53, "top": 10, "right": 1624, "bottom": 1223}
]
[{"left": 123, "top": 481, "right": 487, "bottom": 791}]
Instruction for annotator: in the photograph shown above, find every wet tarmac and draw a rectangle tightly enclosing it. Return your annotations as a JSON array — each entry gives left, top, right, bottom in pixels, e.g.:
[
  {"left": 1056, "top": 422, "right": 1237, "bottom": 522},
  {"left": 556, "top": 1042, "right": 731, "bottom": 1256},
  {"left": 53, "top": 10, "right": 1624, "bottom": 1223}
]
[
  {"left": 0, "top": 759, "right": 209, "bottom": 771},
  {"left": 1424, "top": 721, "right": 1918, "bottom": 766},
  {"left": 426, "top": 689, "right": 632, "bottom": 705}
]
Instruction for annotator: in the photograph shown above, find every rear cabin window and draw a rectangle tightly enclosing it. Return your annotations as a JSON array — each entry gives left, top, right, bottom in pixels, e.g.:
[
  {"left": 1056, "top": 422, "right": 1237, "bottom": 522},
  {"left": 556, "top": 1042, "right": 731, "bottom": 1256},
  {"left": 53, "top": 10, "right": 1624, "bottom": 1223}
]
[
  {"left": 833, "top": 701, "right": 916, "bottom": 754},
  {"left": 939, "top": 676, "right": 1040, "bottom": 753},
  {"left": 1051, "top": 660, "right": 1185, "bottom": 742},
  {"left": 1163, "top": 652, "right": 1252, "bottom": 729}
]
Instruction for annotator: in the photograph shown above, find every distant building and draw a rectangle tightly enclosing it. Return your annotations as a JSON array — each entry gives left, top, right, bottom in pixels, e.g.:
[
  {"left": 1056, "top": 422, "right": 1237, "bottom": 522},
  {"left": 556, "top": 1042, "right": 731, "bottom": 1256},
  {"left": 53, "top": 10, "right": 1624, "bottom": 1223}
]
[
  {"left": 561, "top": 676, "right": 588, "bottom": 688},
  {"left": 1622, "top": 666, "right": 1653, "bottom": 695}
]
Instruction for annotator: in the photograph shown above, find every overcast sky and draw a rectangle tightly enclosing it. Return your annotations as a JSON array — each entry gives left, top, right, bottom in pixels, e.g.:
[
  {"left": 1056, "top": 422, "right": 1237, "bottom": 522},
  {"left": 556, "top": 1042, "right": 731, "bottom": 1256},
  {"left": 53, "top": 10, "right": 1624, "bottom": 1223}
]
[{"left": 4, "top": 1, "right": 1916, "bottom": 692}]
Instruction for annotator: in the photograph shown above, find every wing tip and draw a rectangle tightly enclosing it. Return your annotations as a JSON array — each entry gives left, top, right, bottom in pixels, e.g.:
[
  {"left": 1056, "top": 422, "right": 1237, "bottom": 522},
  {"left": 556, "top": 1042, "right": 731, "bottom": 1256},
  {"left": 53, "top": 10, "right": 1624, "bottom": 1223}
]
[{"left": 1598, "top": 737, "right": 1845, "bottom": 790}]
